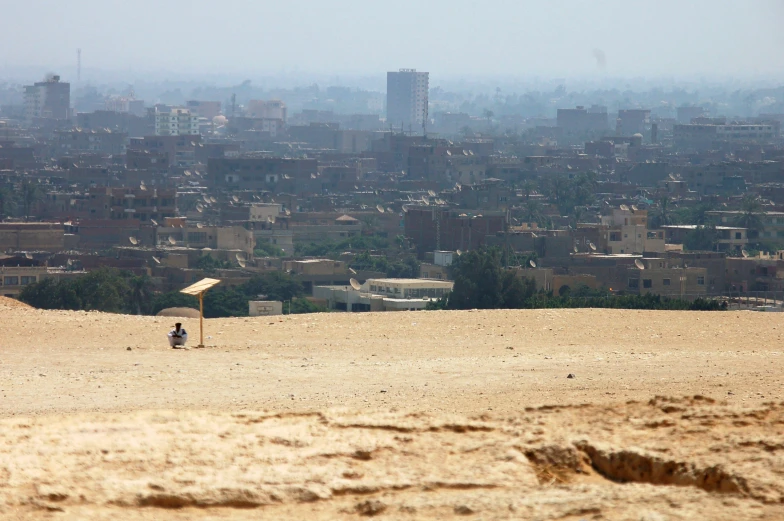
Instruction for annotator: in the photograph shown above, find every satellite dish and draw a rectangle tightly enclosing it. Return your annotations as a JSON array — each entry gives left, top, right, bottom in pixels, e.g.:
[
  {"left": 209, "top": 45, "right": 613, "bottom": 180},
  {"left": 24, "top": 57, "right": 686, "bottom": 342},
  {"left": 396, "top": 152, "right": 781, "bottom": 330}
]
[
  {"left": 311, "top": 173, "right": 317, "bottom": 179},
  {"left": 428, "top": 190, "right": 436, "bottom": 197},
  {"left": 196, "top": 222, "right": 204, "bottom": 229},
  {"left": 354, "top": 185, "right": 359, "bottom": 190},
  {"left": 237, "top": 259, "right": 247, "bottom": 268},
  {"left": 184, "top": 170, "right": 191, "bottom": 177},
  {"left": 139, "top": 184, "right": 147, "bottom": 191},
  {"left": 129, "top": 237, "right": 138, "bottom": 245},
  {"left": 376, "top": 204, "right": 385, "bottom": 213},
  {"left": 24, "top": 252, "right": 33, "bottom": 259},
  {"left": 386, "top": 207, "right": 394, "bottom": 213},
  {"left": 196, "top": 204, "right": 204, "bottom": 213},
  {"left": 168, "top": 236, "right": 176, "bottom": 245},
  {"left": 150, "top": 218, "right": 158, "bottom": 226},
  {"left": 456, "top": 249, "right": 463, "bottom": 256},
  {"left": 202, "top": 194, "right": 211, "bottom": 203},
  {"left": 635, "top": 259, "right": 645, "bottom": 270},
  {"left": 589, "top": 242, "right": 597, "bottom": 252},
  {"left": 267, "top": 215, "right": 276, "bottom": 224},
  {"left": 232, "top": 195, "right": 239, "bottom": 202},
  {"left": 402, "top": 205, "right": 409, "bottom": 213},
  {"left": 350, "top": 278, "right": 361, "bottom": 291},
  {"left": 66, "top": 259, "right": 73, "bottom": 267},
  {"left": 631, "top": 205, "right": 639, "bottom": 212},
  {"left": 742, "top": 249, "right": 749, "bottom": 258},
  {"left": 152, "top": 256, "right": 161, "bottom": 264},
  {"left": 210, "top": 197, "right": 217, "bottom": 204},
  {"left": 349, "top": 267, "right": 357, "bottom": 275},
  {"left": 573, "top": 246, "right": 579, "bottom": 253},
  {"left": 529, "top": 259, "right": 537, "bottom": 268},
  {"left": 235, "top": 253, "right": 245, "bottom": 262},
  {"left": 620, "top": 204, "right": 629, "bottom": 211}
]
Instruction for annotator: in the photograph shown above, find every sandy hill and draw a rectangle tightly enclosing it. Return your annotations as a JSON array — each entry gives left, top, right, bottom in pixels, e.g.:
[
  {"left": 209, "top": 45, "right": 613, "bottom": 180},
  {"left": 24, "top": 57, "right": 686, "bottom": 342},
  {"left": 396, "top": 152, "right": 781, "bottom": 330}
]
[{"left": 0, "top": 307, "right": 782, "bottom": 519}]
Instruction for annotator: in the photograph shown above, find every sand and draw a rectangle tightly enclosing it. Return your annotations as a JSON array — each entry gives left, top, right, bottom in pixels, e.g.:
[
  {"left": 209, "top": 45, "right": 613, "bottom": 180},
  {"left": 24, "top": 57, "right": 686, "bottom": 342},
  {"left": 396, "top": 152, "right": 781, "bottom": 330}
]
[{"left": 0, "top": 307, "right": 782, "bottom": 519}]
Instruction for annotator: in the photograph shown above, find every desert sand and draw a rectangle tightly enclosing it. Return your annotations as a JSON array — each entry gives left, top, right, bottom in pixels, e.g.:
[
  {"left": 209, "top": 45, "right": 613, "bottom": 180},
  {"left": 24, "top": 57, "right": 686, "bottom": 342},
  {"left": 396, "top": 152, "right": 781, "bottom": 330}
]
[{"left": 0, "top": 303, "right": 782, "bottom": 519}]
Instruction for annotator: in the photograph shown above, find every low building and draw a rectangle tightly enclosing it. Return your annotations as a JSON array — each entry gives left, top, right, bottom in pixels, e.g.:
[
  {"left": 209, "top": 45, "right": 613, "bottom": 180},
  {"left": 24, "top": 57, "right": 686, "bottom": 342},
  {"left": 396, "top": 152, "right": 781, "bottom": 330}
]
[
  {"left": 314, "top": 278, "right": 453, "bottom": 312},
  {"left": 0, "top": 223, "right": 65, "bottom": 252},
  {"left": 248, "top": 300, "right": 283, "bottom": 316},
  {"left": 0, "top": 265, "right": 49, "bottom": 297},
  {"left": 662, "top": 225, "right": 747, "bottom": 252}
]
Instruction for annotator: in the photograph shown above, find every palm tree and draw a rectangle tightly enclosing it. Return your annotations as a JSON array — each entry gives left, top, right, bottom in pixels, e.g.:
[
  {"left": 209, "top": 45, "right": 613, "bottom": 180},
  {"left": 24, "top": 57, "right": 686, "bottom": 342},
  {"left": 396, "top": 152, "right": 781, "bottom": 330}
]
[
  {"left": 0, "top": 187, "right": 16, "bottom": 221},
  {"left": 652, "top": 196, "right": 675, "bottom": 228},
  {"left": 522, "top": 200, "right": 543, "bottom": 226},
  {"left": 127, "top": 274, "right": 154, "bottom": 315},
  {"left": 734, "top": 195, "right": 764, "bottom": 240},
  {"left": 521, "top": 180, "right": 536, "bottom": 201},
  {"left": 19, "top": 181, "right": 41, "bottom": 222}
]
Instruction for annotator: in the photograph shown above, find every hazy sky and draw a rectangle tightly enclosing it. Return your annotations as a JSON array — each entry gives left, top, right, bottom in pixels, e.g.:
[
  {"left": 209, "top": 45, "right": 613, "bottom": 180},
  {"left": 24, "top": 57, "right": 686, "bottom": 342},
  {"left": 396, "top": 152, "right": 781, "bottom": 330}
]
[{"left": 4, "top": 0, "right": 784, "bottom": 80}]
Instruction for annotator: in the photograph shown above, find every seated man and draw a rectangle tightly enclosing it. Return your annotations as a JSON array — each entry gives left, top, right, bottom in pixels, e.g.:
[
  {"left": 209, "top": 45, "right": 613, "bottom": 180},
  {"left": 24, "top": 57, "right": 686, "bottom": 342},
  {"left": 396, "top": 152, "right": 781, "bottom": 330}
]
[{"left": 168, "top": 322, "right": 188, "bottom": 348}]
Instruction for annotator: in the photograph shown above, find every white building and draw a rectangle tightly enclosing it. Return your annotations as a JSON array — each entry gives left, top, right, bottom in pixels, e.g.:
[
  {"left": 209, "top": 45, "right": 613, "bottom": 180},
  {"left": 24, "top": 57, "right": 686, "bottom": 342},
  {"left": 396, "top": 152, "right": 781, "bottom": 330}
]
[
  {"left": 387, "top": 69, "right": 429, "bottom": 133},
  {"left": 155, "top": 108, "right": 199, "bottom": 136},
  {"left": 24, "top": 75, "right": 70, "bottom": 122},
  {"left": 314, "top": 278, "right": 453, "bottom": 312}
]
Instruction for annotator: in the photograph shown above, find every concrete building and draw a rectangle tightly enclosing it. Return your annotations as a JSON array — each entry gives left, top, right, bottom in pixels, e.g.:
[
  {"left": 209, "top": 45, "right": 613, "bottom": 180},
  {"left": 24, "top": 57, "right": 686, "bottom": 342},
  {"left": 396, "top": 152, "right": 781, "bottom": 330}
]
[
  {"left": 105, "top": 97, "right": 145, "bottom": 117},
  {"left": 155, "top": 108, "right": 199, "bottom": 136},
  {"left": 662, "top": 225, "right": 748, "bottom": 252},
  {"left": 54, "top": 129, "right": 127, "bottom": 157},
  {"left": 248, "top": 300, "right": 283, "bottom": 316},
  {"left": 405, "top": 207, "right": 506, "bottom": 258},
  {"left": 186, "top": 100, "right": 221, "bottom": 120},
  {"left": 246, "top": 100, "right": 287, "bottom": 121},
  {"left": 387, "top": 69, "right": 429, "bottom": 133},
  {"left": 314, "top": 278, "right": 453, "bottom": 312},
  {"left": 24, "top": 75, "right": 70, "bottom": 122},
  {"left": 0, "top": 223, "right": 66, "bottom": 252},
  {"left": 0, "top": 265, "right": 49, "bottom": 298}
]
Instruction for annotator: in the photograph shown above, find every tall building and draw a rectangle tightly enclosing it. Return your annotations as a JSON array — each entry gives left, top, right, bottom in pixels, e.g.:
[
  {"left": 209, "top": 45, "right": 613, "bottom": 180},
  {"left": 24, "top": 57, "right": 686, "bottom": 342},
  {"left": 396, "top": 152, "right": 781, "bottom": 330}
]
[
  {"left": 24, "top": 75, "right": 71, "bottom": 122},
  {"left": 387, "top": 69, "right": 429, "bottom": 133},
  {"left": 154, "top": 108, "right": 199, "bottom": 136}
]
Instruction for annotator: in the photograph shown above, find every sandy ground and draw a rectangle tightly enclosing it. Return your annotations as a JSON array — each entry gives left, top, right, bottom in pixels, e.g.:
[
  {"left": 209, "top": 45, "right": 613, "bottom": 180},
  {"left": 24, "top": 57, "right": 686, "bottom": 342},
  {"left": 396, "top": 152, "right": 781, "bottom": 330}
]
[{"left": 0, "top": 304, "right": 782, "bottom": 519}]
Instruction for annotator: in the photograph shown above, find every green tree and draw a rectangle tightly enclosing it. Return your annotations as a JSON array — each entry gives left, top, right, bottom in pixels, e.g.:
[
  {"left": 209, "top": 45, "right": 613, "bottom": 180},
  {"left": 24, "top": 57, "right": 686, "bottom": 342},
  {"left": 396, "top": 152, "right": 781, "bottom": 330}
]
[
  {"left": 734, "top": 195, "right": 764, "bottom": 240},
  {"left": 446, "top": 248, "right": 535, "bottom": 310},
  {"left": 650, "top": 196, "right": 676, "bottom": 228},
  {"left": 254, "top": 240, "right": 285, "bottom": 257},
  {"left": 19, "top": 181, "right": 41, "bottom": 222},
  {"left": 0, "top": 187, "right": 16, "bottom": 220},
  {"left": 684, "top": 226, "right": 719, "bottom": 251}
]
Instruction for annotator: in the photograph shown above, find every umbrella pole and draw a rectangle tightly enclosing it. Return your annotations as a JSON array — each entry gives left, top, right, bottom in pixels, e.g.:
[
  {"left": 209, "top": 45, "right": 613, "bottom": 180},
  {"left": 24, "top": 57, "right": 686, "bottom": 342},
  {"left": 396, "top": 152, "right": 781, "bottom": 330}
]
[{"left": 199, "top": 291, "right": 204, "bottom": 348}]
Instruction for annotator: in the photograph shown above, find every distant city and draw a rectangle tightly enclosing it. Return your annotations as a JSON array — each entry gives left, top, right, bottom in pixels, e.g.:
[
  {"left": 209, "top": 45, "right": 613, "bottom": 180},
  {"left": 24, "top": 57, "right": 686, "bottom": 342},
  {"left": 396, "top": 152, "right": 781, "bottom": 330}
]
[{"left": 1, "top": 65, "right": 784, "bottom": 314}]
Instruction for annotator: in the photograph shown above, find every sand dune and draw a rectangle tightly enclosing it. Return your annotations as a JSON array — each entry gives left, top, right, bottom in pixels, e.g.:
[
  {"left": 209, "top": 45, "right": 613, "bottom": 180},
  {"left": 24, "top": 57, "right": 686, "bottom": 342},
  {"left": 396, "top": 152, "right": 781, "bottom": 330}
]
[{"left": 0, "top": 305, "right": 782, "bottom": 519}]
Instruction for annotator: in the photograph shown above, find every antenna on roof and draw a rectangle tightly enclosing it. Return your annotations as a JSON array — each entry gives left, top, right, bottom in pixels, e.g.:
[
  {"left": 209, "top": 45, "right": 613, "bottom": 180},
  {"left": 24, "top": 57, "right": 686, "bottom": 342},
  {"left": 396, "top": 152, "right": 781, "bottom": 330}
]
[
  {"left": 350, "top": 278, "right": 361, "bottom": 291},
  {"left": 129, "top": 236, "right": 138, "bottom": 245},
  {"left": 635, "top": 259, "right": 645, "bottom": 270},
  {"left": 742, "top": 249, "right": 749, "bottom": 258},
  {"left": 529, "top": 259, "right": 537, "bottom": 268}
]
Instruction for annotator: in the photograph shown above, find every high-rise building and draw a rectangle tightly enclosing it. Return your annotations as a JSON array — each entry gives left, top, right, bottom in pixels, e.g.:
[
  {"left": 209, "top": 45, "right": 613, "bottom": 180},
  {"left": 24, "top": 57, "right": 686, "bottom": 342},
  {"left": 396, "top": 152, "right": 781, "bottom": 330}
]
[
  {"left": 154, "top": 108, "right": 199, "bottom": 136},
  {"left": 24, "top": 75, "right": 70, "bottom": 122},
  {"left": 387, "top": 69, "right": 429, "bottom": 133}
]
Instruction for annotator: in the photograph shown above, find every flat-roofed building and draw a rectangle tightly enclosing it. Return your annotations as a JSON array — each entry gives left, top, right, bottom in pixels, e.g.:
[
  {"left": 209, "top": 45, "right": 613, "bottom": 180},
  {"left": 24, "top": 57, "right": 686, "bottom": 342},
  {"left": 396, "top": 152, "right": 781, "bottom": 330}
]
[{"left": 314, "top": 277, "right": 453, "bottom": 312}]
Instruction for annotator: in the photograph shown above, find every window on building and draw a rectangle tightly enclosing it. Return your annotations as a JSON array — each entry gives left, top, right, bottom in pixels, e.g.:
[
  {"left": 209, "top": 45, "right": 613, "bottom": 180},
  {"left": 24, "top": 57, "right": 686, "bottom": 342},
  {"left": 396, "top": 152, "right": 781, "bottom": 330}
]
[
  {"left": 663, "top": 278, "right": 671, "bottom": 286},
  {"left": 187, "top": 232, "right": 207, "bottom": 243},
  {"left": 628, "top": 278, "right": 639, "bottom": 289},
  {"left": 697, "top": 276, "right": 705, "bottom": 285},
  {"left": 20, "top": 276, "right": 36, "bottom": 285},
  {"left": 643, "top": 279, "right": 652, "bottom": 289},
  {"left": 3, "top": 276, "right": 19, "bottom": 286}
]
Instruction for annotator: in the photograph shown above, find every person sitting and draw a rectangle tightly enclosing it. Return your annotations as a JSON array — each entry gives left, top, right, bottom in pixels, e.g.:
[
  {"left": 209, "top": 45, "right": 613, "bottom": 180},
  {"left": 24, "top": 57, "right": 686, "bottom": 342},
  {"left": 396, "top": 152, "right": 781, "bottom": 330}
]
[{"left": 168, "top": 322, "right": 188, "bottom": 348}]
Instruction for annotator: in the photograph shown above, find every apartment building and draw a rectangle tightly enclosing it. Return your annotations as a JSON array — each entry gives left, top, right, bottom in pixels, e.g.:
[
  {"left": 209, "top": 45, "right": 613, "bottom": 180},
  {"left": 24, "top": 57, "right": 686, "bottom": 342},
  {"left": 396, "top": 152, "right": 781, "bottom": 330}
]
[
  {"left": 387, "top": 69, "right": 429, "bottom": 132},
  {"left": 24, "top": 75, "right": 70, "bottom": 122},
  {"left": 155, "top": 108, "right": 199, "bottom": 136},
  {"left": 313, "top": 278, "right": 453, "bottom": 312}
]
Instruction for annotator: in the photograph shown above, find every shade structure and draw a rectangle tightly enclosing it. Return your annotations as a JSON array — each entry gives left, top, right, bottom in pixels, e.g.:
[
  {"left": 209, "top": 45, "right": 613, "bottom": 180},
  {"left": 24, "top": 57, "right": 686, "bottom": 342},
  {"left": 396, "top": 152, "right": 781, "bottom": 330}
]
[{"left": 179, "top": 278, "right": 221, "bottom": 347}]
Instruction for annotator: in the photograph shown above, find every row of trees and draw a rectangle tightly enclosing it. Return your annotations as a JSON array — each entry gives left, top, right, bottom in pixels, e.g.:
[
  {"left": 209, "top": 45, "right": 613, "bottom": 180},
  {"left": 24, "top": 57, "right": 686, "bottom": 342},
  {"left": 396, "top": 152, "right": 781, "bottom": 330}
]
[
  {"left": 0, "top": 181, "right": 43, "bottom": 221},
  {"left": 428, "top": 248, "right": 725, "bottom": 312},
  {"left": 18, "top": 268, "right": 327, "bottom": 317}
]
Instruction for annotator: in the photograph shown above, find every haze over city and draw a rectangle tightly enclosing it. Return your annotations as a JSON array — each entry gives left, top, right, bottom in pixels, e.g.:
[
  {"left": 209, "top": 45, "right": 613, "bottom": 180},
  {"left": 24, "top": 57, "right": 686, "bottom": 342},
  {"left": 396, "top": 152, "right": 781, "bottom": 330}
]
[{"left": 3, "top": 0, "right": 784, "bottom": 80}]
